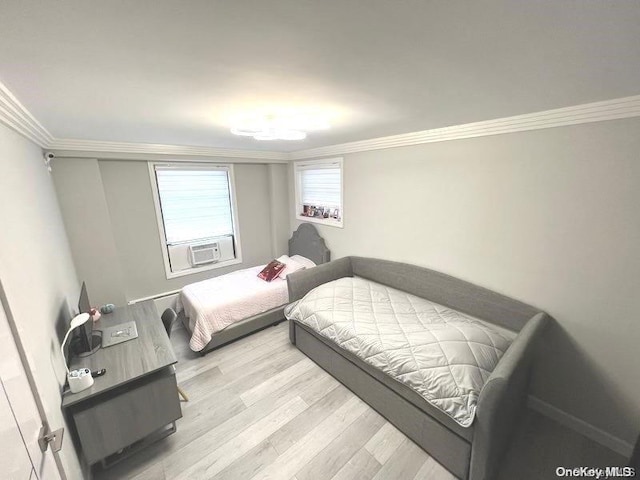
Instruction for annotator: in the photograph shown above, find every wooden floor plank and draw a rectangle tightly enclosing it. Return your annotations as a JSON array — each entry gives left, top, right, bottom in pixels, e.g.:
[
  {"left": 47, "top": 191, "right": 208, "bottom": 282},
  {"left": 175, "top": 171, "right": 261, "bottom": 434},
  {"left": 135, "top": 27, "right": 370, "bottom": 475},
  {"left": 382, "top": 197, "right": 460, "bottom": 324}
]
[
  {"left": 165, "top": 390, "right": 247, "bottom": 451},
  {"left": 177, "top": 324, "right": 289, "bottom": 383},
  {"left": 216, "top": 335, "right": 291, "bottom": 375},
  {"left": 213, "top": 439, "right": 280, "bottom": 480},
  {"left": 371, "top": 439, "right": 430, "bottom": 480},
  {"left": 296, "top": 408, "right": 386, "bottom": 480},
  {"left": 130, "top": 461, "right": 165, "bottom": 480},
  {"left": 177, "top": 365, "right": 224, "bottom": 400},
  {"left": 241, "top": 358, "right": 316, "bottom": 406},
  {"left": 176, "top": 323, "right": 286, "bottom": 378},
  {"left": 205, "top": 322, "right": 287, "bottom": 364},
  {"left": 171, "top": 396, "right": 308, "bottom": 480},
  {"left": 163, "top": 391, "right": 306, "bottom": 478},
  {"left": 297, "top": 370, "right": 341, "bottom": 405},
  {"left": 330, "top": 449, "right": 382, "bottom": 480},
  {"left": 179, "top": 375, "right": 241, "bottom": 414},
  {"left": 179, "top": 343, "right": 305, "bottom": 409},
  {"left": 413, "top": 457, "right": 457, "bottom": 480},
  {"left": 250, "top": 396, "right": 369, "bottom": 480},
  {"left": 268, "top": 384, "right": 350, "bottom": 454},
  {"left": 221, "top": 345, "right": 307, "bottom": 395},
  {"left": 364, "top": 421, "right": 407, "bottom": 465},
  {"left": 243, "top": 360, "right": 338, "bottom": 414}
]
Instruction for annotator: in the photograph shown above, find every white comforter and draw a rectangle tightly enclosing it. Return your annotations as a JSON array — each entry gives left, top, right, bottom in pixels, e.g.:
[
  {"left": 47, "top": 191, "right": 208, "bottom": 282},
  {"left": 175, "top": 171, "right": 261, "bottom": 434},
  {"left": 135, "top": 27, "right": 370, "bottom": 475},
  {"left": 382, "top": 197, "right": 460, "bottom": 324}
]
[
  {"left": 177, "top": 265, "right": 288, "bottom": 351},
  {"left": 285, "top": 277, "right": 513, "bottom": 427}
]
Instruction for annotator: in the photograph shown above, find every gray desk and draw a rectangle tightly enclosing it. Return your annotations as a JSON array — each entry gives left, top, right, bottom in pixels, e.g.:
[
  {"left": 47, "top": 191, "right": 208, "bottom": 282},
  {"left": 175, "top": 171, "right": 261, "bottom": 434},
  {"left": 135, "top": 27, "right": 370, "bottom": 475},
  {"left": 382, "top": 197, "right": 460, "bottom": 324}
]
[{"left": 62, "top": 300, "right": 182, "bottom": 467}]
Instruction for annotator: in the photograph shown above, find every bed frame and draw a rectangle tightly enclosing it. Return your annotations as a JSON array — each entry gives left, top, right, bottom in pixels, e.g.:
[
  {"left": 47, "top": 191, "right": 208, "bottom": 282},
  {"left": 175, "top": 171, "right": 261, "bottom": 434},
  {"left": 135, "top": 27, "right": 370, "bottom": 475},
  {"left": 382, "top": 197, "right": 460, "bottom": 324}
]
[
  {"left": 179, "top": 223, "right": 330, "bottom": 355},
  {"left": 286, "top": 256, "right": 549, "bottom": 480}
]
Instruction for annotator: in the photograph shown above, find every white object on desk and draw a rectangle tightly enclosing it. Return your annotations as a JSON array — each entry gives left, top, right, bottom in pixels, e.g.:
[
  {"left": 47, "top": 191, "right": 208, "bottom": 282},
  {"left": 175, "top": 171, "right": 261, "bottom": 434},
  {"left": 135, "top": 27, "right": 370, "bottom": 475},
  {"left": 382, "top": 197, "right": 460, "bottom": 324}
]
[
  {"left": 60, "top": 313, "right": 94, "bottom": 393},
  {"left": 67, "top": 368, "right": 94, "bottom": 393}
]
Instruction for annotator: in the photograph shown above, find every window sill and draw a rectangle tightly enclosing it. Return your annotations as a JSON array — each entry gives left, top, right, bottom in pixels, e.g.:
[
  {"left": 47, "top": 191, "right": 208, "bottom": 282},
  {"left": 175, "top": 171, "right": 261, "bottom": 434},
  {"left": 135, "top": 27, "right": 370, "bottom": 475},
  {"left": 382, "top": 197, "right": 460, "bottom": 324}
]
[
  {"left": 296, "top": 215, "right": 343, "bottom": 229},
  {"left": 165, "top": 257, "right": 242, "bottom": 280}
]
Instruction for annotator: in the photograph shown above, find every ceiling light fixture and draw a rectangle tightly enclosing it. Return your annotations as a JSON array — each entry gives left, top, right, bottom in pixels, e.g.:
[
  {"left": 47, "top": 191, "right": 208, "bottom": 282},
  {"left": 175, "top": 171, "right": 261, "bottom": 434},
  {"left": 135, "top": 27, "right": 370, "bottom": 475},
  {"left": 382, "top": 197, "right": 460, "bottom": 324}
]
[{"left": 230, "top": 113, "right": 329, "bottom": 141}]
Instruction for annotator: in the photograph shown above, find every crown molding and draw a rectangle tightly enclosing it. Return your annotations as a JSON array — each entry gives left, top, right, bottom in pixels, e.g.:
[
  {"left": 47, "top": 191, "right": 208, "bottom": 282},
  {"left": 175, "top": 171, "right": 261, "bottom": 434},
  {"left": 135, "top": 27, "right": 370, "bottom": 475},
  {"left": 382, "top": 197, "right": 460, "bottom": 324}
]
[
  {"left": 48, "top": 138, "right": 289, "bottom": 162},
  {"left": 0, "top": 80, "right": 288, "bottom": 161},
  {"left": 290, "top": 94, "right": 640, "bottom": 159},
  {"left": 0, "top": 83, "right": 54, "bottom": 147},
  {"left": 2, "top": 80, "right": 639, "bottom": 162}
]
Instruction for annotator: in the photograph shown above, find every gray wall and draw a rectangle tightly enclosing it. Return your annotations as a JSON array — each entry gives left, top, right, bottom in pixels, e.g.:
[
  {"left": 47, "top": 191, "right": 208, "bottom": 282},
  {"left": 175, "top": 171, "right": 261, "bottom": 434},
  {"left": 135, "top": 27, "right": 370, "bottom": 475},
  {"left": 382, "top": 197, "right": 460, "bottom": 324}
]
[
  {"left": 0, "top": 124, "right": 82, "bottom": 479},
  {"left": 291, "top": 117, "right": 640, "bottom": 447},
  {"left": 51, "top": 158, "right": 127, "bottom": 306},
  {"left": 53, "top": 158, "right": 290, "bottom": 303},
  {"left": 268, "top": 164, "right": 291, "bottom": 258}
]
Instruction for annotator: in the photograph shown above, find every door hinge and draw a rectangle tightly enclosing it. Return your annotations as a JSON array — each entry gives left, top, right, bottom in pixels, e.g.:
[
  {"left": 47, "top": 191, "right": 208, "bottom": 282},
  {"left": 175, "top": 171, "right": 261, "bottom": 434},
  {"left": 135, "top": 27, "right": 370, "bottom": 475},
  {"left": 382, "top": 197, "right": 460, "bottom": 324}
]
[{"left": 38, "top": 424, "right": 64, "bottom": 453}]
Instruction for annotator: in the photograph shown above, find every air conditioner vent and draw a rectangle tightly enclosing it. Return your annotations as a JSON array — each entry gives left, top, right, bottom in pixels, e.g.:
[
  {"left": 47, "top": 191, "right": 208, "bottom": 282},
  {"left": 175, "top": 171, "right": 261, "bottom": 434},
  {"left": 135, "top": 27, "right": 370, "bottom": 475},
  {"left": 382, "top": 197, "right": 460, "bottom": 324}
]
[{"left": 189, "top": 242, "right": 221, "bottom": 266}]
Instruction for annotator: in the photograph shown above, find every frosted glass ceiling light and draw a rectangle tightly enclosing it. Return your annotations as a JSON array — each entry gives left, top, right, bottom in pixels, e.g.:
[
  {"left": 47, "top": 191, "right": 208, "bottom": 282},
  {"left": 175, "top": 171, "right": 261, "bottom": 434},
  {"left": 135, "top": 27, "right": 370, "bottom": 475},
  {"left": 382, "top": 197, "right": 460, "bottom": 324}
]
[{"left": 230, "top": 113, "right": 328, "bottom": 141}]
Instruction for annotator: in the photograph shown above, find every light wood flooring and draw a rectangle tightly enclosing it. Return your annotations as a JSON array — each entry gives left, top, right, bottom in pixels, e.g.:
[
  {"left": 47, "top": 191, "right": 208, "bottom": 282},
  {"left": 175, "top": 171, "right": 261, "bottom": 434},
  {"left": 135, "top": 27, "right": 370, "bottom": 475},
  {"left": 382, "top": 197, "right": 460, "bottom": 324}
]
[{"left": 94, "top": 321, "right": 626, "bottom": 480}]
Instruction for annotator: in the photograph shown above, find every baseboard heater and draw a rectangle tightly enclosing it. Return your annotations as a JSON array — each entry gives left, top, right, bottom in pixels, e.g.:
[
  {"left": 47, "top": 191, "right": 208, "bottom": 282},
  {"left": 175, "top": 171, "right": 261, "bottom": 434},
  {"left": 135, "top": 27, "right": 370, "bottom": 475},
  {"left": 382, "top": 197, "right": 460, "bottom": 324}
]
[{"left": 128, "top": 290, "right": 181, "bottom": 305}]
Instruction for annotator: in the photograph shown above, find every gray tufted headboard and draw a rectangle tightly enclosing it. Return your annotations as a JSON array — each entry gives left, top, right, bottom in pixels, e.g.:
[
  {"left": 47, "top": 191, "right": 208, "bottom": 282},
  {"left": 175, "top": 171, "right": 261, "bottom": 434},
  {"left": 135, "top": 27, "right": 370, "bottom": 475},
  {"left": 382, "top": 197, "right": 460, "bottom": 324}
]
[{"left": 288, "top": 223, "right": 331, "bottom": 265}]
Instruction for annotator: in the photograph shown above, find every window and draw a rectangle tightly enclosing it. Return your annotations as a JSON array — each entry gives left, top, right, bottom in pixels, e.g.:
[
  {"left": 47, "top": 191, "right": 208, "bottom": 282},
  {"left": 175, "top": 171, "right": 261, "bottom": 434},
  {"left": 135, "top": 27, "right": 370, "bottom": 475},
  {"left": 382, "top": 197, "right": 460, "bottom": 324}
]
[
  {"left": 149, "top": 163, "right": 242, "bottom": 278},
  {"left": 294, "top": 158, "right": 343, "bottom": 228}
]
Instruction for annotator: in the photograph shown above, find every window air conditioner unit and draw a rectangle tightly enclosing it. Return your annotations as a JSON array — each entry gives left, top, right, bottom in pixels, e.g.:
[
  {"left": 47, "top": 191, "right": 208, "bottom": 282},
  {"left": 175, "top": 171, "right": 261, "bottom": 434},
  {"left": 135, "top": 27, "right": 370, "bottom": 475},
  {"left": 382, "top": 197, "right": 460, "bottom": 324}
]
[{"left": 189, "top": 241, "right": 221, "bottom": 266}]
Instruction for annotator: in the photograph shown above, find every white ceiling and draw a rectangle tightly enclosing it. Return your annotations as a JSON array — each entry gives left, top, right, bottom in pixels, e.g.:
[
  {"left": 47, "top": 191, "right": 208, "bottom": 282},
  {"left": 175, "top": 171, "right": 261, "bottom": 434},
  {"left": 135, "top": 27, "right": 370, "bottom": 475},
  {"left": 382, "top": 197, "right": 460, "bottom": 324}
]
[{"left": 1, "top": 0, "right": 639, "bottom": 152}]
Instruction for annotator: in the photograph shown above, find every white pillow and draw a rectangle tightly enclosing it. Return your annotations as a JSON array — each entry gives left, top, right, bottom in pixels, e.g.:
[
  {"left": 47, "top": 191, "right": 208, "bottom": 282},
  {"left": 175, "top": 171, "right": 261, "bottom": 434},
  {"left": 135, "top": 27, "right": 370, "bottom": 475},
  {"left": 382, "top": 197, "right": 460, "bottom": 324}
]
[
  {"left": 276, "top": 255, "right": 306, "bottom": 279},
  {"left": 290, "top": 255, "right": 317, "bottom": 269},
  {"left": 276, "top": 255, "right": 291, "bottom": 263}
]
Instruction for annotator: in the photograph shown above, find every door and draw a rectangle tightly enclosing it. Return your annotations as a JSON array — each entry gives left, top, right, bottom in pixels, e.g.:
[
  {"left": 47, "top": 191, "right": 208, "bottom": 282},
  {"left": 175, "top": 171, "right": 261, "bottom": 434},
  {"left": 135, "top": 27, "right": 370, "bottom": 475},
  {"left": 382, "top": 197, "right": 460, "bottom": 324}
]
[
  {"left": 0, "top": 283, "right": 61, "bottom": 480},
  {"left": 0, "top": 377, "right": 34, "bottom": 479}
]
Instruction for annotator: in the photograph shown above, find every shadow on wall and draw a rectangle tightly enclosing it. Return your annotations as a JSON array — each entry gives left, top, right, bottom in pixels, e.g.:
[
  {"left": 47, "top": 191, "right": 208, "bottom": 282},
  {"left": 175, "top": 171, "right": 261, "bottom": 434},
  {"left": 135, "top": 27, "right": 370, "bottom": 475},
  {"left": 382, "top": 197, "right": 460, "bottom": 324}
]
[
  {"left": 532, "top": 320, "right": 639, "bottom": 449},
  {"left": 52, "top": 298, "right": 73, "bottom": 389},
  {"left": 52, "top": 298, "right": 87, "bottom": 468}
]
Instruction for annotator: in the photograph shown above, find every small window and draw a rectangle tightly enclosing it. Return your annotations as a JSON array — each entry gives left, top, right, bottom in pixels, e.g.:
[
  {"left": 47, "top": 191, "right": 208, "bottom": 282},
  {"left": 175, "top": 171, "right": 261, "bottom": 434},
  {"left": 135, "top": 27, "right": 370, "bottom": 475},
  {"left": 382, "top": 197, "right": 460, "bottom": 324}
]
[
  {"left": 294, "top": 158, "right": 343, "bottom": 228},
  {"left": 149, "top": 163, "right": 242, "bottom": 279}
]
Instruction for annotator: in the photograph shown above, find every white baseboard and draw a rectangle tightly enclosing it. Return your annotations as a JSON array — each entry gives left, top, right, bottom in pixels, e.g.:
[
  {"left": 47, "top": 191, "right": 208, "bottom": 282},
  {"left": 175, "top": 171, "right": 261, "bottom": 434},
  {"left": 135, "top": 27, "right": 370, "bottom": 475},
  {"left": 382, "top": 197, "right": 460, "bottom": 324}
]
[
  {"left": 128, "top": 289, "right": 181, "bottom": 304},
  {"left": 528, "top": 395, "right": 633, "bottom": 458},
  {"left": 128, "top": 289, "right": 180, "bottom": 314}
]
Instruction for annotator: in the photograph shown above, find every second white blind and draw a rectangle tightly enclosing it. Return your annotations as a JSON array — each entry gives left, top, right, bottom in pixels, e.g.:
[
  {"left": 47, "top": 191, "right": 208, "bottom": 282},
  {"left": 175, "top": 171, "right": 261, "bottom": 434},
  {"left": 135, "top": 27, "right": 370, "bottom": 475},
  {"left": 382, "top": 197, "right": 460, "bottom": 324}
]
[{"left": 300, "top": 168, "right": 341, "bottom": 208}]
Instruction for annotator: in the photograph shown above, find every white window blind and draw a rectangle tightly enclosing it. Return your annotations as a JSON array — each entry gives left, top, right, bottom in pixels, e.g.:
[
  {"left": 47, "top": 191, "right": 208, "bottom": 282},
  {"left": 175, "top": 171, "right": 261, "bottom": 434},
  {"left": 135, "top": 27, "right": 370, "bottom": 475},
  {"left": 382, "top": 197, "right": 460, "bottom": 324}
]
[
  {"left": 300, "top": 167, "right": 341, "bottom": 208},
  {"left": 155, "top": 167, "right": 233, "bottom": 244}
]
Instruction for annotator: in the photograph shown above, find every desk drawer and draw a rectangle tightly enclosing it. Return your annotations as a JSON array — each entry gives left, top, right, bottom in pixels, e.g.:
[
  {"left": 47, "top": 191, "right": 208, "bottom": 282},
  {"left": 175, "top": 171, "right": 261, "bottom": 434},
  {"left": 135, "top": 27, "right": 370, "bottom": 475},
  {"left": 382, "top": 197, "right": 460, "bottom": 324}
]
[{"left": 73, "top": 369, "right": 182, "bottom": 464}]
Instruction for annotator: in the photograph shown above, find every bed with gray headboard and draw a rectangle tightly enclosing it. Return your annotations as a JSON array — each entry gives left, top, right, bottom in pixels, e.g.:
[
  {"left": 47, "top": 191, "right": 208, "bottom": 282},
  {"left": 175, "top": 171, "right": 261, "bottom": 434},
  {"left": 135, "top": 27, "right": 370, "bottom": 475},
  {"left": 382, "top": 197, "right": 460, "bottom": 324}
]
[
  {"left": 178, "top": 223, "right": 329, "bottom": 355},
  {"left": 285, "top": 257, "right": 549, "bottom": 480}
]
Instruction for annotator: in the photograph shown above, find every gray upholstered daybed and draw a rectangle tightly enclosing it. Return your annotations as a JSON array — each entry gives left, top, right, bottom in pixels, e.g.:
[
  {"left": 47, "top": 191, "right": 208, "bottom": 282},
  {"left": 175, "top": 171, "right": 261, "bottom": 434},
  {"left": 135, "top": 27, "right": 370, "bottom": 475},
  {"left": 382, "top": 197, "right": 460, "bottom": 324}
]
[
  {"left": 285, "top": 256, "right": 549, "bottom": 480},
  {"left": 178, "top": 223, "right": 330, "bottom": 355}
]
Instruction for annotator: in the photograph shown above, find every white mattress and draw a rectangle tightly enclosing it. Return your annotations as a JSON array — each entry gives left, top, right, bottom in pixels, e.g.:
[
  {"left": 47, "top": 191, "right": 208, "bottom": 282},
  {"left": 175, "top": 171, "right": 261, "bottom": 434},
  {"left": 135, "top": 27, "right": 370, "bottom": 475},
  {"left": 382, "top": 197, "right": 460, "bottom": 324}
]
[
  {"left": 285, "top": 277, "right": 514, "bottom": 427},
  {"left": 177, "top": 265, "right": 289, "bottom": 351}
]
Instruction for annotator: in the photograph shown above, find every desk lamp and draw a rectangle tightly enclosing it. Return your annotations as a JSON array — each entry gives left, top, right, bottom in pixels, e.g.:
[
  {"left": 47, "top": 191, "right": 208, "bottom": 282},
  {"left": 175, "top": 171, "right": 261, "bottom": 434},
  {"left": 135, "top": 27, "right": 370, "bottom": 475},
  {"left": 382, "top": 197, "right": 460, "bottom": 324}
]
[{"left": 60, "top": 313, "right": 94, "bottom": 393}]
